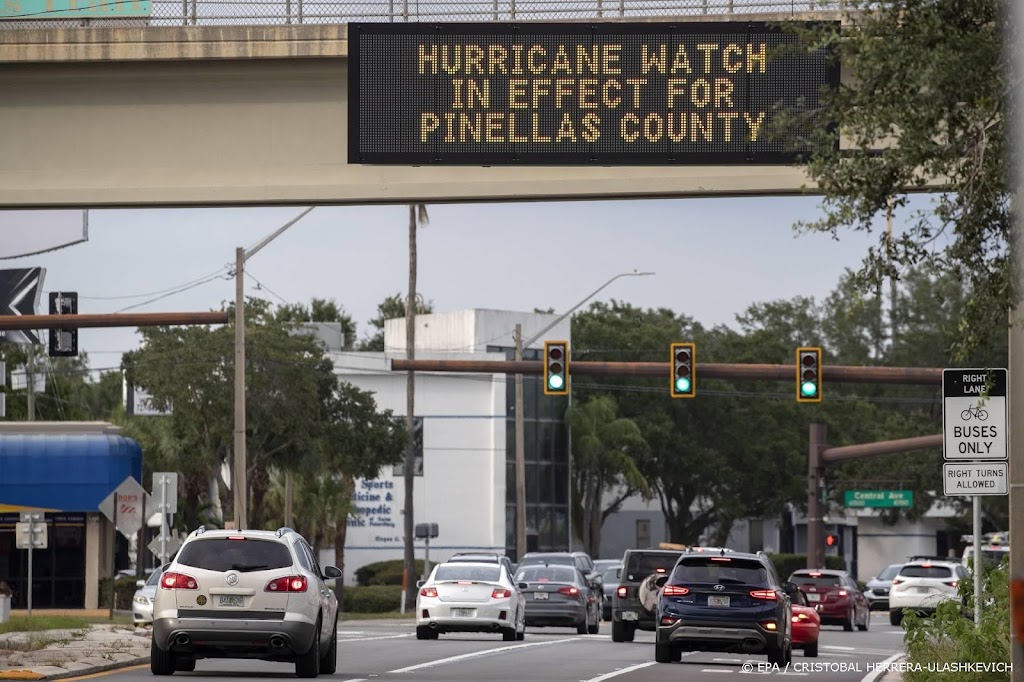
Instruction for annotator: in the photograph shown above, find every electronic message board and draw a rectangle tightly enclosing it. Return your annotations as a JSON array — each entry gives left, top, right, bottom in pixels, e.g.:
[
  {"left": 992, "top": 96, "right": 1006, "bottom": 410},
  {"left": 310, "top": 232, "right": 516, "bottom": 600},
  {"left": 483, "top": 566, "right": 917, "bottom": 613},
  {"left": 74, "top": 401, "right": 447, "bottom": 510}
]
[{"left": 348, "top": 22, "right": 838, "bottom": 165}]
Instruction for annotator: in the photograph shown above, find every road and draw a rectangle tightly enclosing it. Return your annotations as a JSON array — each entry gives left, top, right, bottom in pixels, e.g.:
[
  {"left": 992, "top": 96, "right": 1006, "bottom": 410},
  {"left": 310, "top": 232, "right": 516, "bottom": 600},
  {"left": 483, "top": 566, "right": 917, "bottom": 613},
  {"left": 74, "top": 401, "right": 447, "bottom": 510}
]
[{"left": 102, "top": 612, "right": 904, "bottom": 682}]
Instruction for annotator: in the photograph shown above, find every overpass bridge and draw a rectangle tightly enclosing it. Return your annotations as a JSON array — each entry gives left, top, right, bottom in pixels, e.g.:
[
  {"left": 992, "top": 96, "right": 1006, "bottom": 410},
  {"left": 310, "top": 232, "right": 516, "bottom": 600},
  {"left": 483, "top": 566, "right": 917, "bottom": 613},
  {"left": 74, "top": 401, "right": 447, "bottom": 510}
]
[{"left": 0, "top": 0, "right": 846, "bottom": 208}]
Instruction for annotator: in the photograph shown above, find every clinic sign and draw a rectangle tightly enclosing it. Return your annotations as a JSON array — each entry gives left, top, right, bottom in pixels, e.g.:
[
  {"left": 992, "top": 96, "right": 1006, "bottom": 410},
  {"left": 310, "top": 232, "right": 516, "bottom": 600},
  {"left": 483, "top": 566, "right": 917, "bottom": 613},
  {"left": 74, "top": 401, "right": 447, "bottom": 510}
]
[
  {"left": 348, "top": 22, "right": 839, "bottom": 165},
  {"left": 942, "top": 368, "right": 1007, "bottom": 461},
  {"left": 1, "top": 0, "right": 150, "bottom": 18}
]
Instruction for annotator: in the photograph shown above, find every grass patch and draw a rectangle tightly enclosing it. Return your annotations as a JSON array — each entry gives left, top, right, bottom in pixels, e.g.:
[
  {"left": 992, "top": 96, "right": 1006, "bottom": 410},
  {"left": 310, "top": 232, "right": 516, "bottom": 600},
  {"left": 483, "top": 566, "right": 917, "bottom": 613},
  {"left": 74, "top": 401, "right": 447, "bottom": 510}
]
[
  {"left": 339, "top": 611, "right": 416, "bottom": 621},
  {"left": 0, "top": 615, "right": 132, "bottom": 635}
]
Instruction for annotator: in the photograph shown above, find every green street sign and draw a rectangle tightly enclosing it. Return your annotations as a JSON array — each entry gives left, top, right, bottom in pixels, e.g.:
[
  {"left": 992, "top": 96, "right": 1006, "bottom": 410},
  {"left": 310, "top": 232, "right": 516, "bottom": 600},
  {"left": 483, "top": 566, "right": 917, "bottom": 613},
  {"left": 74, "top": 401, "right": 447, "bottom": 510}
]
[{"left": 843, "top": 490, "right": 913, "bottom": 508}]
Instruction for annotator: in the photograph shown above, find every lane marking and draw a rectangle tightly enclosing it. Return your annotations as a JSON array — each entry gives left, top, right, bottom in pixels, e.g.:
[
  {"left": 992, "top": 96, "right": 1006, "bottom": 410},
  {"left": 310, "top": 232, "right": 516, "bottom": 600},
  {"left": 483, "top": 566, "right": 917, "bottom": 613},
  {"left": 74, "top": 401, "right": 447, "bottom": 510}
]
[
  {"left": 581, "top": 661, "right": 658, "bottom": 682},
  {"left": 699, "top": 670, "right": 732, "bottom": 674},
  {"left": 822, "top": 645, "right": 857, "bottom": 651},
  {"left": 46, "top": 665, "right": 149, "bottom": 682},
  {"left": 859, "top": 652, "right": 907, "bottom": 682},
  {"left": 388, "top": 637, "right": 579, "bottom": 673},
  {"left": 337, "top": 634, "right": 413, "bottom": 643}
]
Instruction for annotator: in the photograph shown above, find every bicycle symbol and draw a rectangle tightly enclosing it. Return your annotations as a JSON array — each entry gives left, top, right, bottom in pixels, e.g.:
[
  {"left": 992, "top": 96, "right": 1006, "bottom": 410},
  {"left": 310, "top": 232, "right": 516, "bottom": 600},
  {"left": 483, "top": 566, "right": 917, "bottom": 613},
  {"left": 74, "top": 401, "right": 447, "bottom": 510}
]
[{"left": 961, "top": 405, "right": 989, "bottom": 421}]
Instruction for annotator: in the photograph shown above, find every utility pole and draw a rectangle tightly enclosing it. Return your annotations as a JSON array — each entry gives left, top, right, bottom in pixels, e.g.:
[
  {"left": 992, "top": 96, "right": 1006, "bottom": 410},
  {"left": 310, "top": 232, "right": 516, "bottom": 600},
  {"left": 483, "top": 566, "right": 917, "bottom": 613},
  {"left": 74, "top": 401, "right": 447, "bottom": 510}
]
[
  {"left": 807, "top": 423, "right": 825, "bottom": 569},
  {"left": 234, "top": 246, "right": 247, "bottom": 530},
  {"left": 514, "top": 324, "right": 526, "bottom": 560},
  {"left": 1010, "top": 188, "right": 1024, "bottom": 680},
  {"left": 26, "top": 342, "right": 34, "bottom": 421}
]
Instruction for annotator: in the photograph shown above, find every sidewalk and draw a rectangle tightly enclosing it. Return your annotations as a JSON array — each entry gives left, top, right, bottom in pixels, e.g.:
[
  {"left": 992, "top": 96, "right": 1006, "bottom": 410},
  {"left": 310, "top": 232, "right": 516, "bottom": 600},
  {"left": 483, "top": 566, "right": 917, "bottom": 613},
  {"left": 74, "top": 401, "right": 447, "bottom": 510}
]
[{"left": 0, "top": 622, "right": 148, "bottom": 681}]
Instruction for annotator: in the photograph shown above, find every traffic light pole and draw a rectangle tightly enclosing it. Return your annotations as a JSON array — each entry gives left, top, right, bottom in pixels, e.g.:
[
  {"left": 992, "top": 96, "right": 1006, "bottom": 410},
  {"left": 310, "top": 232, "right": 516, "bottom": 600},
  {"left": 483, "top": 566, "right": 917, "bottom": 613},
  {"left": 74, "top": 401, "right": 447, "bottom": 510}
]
[{"left": 807, "top": 423, "right": 826, "bottom": 569}]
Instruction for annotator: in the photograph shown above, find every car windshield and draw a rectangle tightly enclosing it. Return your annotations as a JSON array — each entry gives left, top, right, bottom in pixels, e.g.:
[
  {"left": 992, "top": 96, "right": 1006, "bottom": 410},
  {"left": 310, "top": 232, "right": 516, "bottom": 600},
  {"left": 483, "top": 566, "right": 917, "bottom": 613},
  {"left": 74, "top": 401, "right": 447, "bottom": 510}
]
[
  {"left": 517, "top": 566, "right": 577, "bottom": 584},
  {"left": 175, "top": 538, "right": 293, "bottom": 572},
  {"left": 791, "top": 574, "right": 841, "bottom": 587},
  {"left": 901, "top": 565, "right": 953, "bottom": 579},
  {"left": 145, "top": 571, "right": 163, "bottom": 587},
  {"left": 672, "top": 558, "right": 769, "bottom": 586},
  {"left": 877, "top": 565, "right": 902, "bottom": 581},
  {"left": 602, "top": 567, "right": 620, "bottom": 582},
  {"left": 434, "top": 565, "right": 501, "bottom": 582},
  {"left": 625, "top": 553, "right": 681, "bottom": 580}
]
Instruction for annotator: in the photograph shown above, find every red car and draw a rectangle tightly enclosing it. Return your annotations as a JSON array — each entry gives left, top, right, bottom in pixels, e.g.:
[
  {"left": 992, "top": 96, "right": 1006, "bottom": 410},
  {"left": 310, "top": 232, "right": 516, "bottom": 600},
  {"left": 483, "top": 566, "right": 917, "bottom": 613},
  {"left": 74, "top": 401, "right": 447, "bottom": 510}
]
[
  {"left": 788, "top": 569, "right": 870, "bottom": 631},
  {"left": 789, "top": 587, "right": 820, "bottom": 657}
]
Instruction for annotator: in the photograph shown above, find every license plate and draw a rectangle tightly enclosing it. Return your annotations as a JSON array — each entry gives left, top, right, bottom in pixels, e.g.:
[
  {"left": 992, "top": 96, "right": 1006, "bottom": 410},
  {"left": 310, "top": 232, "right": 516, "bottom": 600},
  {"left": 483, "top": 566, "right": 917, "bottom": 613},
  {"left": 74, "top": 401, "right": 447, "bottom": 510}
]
[
  {"left": 534, "top": 592, "right": 548, "bottom": 600},
  {"left": 915, "top": 586, "right": 932, "bottom": 594},
  {"left": 807, "top": 593, "right": 821, "bottom": 602},
  {"left": 708, "top": 595, "right": 730, "bottom": 607},
  {"left": 218, "top": 595, "right": 244, "bottom": 607},
  {"left": 451, "top": 608, "right": 475, "bottom": 617},
  {"left": 621, "top": 611, "right": 638, "bottom": 621}
]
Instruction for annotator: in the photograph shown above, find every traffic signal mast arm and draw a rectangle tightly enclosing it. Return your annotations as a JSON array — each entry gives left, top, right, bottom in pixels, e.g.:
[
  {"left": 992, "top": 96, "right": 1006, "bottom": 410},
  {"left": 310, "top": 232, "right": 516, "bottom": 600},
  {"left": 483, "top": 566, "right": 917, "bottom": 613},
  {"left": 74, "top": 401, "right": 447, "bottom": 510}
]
[
  {"left": 389, "top": 358, "right": 941, "bottom": 385},
  {"left": 0, "top": 311, "right": 229, "bottom": 330}
]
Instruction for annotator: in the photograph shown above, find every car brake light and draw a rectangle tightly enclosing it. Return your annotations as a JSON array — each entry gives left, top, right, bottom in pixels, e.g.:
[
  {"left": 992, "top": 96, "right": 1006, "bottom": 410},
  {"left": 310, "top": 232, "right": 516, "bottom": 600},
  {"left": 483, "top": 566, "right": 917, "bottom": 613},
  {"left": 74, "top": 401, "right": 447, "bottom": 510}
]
[
  {"left": 420, "top": 586, "right": 438, "bottom": 598},
  {"left": 227, "top": 536, "right": 246, "bottom": 541},
  {"left": 660, "top": 615, "right": 679, "bottom": 626},
  {"left": 616, "top": 586, "right": 628, "bottom": 598},
  {"left": 663, "top": 585, "right": 689, "bottom": 596},
  {"left": 892, "top": 578, "right": 904, "bottom": 585},
  {"left": 838, "top": 590, "right": 848, "bottom": 596},
  {"left": 749, "top": 590, "right": 777, "bottom": 600},
  {"left": 808, "top": 572, "right": 822, "bottom": 577},
  {"left": 160, "top": 572, "right": 198, "bottom": 590},
  {"left": 793, "top": 613, "right": 810, "bottom": 622},
  {"left": 711, "top": 557, "right": 732, "bottom": 562},
  {"left": 558, "top": 586, "right": 581, "bottom": 598},
  {"left": 921, "top": 563, "right": 932, "bottom": 568},
  {"left": 656, "top": 568, "right": 666, "bottom": 573},
  {"left": 945, "top": 581, "right": 959, "bottom": 588},
  {"left": 265, "top": 576, "right": 308, "bottom": 592},
  {"left": 492, "top": 588, "right": 512, "bottom": 599}
]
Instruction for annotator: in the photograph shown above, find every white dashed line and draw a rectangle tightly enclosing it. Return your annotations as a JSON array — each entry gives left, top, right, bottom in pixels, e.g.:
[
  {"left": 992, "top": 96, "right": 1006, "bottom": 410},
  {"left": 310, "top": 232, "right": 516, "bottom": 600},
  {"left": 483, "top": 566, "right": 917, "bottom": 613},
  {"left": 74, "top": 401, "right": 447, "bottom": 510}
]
[{"left": 388, "top": 637, "right": 579, "bottom": 673}]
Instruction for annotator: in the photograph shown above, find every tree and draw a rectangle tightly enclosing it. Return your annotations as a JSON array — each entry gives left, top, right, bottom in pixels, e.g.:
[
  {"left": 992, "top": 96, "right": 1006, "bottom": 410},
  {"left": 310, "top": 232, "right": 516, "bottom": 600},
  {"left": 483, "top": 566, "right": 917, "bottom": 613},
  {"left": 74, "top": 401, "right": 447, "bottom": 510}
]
[
  {"left": 275, "top": 298, "right": 357, "bottom": 349},
  {"left": 791, "top": 0, "right": 1010, "bottom": 358},
  {"left": 404, "top": 203, "right": 429, "bottom": 608},
  {"left": 566, "top": 395, "right": 649, "bottom": 557},
  {"left": 359, "top": 293, "right": 433, "bottom": 351}
]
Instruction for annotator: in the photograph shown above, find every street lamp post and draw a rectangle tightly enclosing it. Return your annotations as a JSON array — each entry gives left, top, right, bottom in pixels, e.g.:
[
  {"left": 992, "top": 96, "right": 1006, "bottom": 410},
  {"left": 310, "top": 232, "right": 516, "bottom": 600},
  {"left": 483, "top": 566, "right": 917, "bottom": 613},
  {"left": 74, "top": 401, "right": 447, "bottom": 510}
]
[
  {"left": 232, "top": 207, "right": 315, "bottom": 531},
  {"left": 513, "top": 270, "right": 655, "bottom": 559}
]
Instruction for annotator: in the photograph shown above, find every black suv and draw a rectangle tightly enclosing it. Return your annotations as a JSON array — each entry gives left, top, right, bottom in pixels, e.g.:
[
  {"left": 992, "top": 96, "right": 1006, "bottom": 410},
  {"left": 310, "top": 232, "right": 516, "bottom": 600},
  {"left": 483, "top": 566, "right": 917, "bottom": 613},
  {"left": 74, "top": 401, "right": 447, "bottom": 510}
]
[
  {"left": 611, "top": 548, "right": 686, "bottom": 642},
  {"left": 654, "top": 549, "right": 794, "bottom": 665}
]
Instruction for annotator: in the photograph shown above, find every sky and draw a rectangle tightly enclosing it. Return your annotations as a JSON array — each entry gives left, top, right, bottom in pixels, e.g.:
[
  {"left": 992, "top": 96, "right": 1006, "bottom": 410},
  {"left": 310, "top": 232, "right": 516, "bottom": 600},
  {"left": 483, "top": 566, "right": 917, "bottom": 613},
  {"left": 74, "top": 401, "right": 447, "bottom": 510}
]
[{"left": 0, "top": 195, "right": 915, "bottom": 377}]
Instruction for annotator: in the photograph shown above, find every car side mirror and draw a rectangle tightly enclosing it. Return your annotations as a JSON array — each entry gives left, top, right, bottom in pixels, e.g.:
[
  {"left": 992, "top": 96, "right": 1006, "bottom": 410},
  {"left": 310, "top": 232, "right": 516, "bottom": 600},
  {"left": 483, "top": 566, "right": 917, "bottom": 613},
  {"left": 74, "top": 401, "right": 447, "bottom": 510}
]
[
  {"left": 518, "top": 582, "right": 529, "bottom": 590},
  {"left": 615, "top": 568, "right": 622, "bottom": 580},
  {"left": 782, "top": 581, "right": 799, "bottom": 594},
  {"left": 136, "top": 580, "right": 145, "bottom": 588},
  {"left": 323, "top": 565, "right": 343, "bottom": 579},
  {"left": 655, "top": 576, "right": 669, "bottom": 588},
  {"left": 416, "top": 580, "right": 425, "bottom": 588}
]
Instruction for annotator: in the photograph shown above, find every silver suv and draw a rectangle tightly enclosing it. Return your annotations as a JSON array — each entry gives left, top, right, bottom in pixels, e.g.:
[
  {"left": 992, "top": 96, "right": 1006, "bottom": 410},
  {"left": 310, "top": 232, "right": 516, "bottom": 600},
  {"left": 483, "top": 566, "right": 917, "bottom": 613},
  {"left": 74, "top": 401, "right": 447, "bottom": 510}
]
[{"left": 151, "top": 526, "right": 341, "bottom": 678}]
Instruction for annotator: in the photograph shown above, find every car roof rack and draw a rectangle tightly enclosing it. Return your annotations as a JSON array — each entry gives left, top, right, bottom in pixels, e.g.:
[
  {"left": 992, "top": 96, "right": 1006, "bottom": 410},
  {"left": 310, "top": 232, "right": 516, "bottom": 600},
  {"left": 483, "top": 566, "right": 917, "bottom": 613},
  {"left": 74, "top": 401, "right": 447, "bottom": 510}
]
[
  {"left": 194, "top": 525, "right": 207, "bottom": 535},
  {"left": 276, "top": 527, "right": 295, "bottom": 538}
]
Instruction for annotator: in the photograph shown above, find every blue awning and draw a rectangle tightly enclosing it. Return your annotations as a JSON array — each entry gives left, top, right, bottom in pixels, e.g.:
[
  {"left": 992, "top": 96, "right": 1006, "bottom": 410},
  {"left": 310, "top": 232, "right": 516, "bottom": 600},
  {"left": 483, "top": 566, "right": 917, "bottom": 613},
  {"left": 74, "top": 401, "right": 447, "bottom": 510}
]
[{"left": 0, "top": 434, "right": 143, "bottom": 512}]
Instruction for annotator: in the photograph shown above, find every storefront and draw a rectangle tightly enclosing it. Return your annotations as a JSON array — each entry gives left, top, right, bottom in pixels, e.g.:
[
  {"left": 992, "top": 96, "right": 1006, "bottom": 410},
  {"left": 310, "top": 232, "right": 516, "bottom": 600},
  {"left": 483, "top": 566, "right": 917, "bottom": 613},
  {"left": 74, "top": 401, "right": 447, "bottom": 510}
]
[{"left": 0, "top": 428, "right": 142, "bottom": 608}]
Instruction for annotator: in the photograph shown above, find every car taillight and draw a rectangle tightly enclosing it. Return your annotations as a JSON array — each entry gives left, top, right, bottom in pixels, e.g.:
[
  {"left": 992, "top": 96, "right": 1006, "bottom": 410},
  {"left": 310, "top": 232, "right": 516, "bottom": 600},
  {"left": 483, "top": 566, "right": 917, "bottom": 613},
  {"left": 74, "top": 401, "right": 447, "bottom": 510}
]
[
  {"left": 944, "top": 581, "right": 959, "bottom": 588},
  {"left": 265, "top": 576, "right": 308, "bottom": 593},
  {"left": 749, "top": 590, "right": 777, "bottom": 600},
  {"left": 838, "top": 589, "right": 848, "bottom": 596},
  {"left": 892, "top": 578, "right": 904, "bottom": 585},
  {"left": 660, "top": 615, "right": 679, "bottom": 626},
  {"left": 558, "top": 586, "right": 581, "bottom": 598},
  {"left": 492, "top": 588, "right": 512, "bottom": 599},
  {"left": 760, "top": 620, "right": 778, "bottom": 631},
  {"left": 793, "top": 613, "right": 810, "bottom": 622},
  {"left": 420, "top": 587, "right": 438, "bottom": 598},
  {"left": 616, "top": 586, "right": 628, "bottom": 598},
  {"left": 160, "top": 572, "right": 198, "bottom": 590},
  {"left": 663, "top": 585, "right": 689, "bottom": 597}
]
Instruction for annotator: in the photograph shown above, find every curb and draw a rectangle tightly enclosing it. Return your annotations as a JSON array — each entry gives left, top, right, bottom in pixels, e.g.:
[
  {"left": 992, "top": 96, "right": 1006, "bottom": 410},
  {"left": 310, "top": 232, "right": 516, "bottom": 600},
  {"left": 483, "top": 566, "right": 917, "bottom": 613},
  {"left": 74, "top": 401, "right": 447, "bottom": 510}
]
[{"left": 0, "top": 658, "right": 149, "bottom": 681}]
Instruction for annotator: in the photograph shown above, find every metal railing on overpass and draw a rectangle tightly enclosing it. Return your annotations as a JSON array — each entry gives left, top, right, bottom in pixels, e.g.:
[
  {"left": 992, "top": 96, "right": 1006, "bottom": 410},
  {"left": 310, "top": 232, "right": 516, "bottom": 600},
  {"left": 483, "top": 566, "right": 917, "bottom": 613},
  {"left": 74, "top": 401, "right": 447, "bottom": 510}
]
[{"left": 1, "top": 0, "right": 842, "bottom": 30}]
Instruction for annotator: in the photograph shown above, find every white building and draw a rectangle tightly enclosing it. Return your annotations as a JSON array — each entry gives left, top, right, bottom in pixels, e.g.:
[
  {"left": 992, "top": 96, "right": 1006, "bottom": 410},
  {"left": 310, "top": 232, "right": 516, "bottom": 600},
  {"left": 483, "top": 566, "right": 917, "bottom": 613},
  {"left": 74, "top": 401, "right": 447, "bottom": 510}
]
[{"left": 331, "top": 309, "right": 571, "bottom": 585}]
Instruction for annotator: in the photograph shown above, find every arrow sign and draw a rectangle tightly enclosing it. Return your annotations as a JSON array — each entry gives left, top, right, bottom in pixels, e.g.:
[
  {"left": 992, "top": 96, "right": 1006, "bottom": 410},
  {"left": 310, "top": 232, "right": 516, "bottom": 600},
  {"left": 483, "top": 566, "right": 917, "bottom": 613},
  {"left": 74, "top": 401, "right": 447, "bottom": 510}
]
[
  {"left": 0, "top": 267, "right": 46, "bottom": 345},
  {"left": 99, "top": 477, "right": 153, "bottom": 539}
]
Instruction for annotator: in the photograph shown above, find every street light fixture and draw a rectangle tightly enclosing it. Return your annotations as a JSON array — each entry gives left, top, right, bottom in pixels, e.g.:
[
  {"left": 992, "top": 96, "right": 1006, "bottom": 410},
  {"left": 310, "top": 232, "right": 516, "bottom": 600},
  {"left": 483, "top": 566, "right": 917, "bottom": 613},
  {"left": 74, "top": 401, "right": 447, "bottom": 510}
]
[
  {"left": 232, "top": 207, "right": 315, "bottom": 530},
  {"left": 513, "top": 270, "right": 655, "bottom": 559}
]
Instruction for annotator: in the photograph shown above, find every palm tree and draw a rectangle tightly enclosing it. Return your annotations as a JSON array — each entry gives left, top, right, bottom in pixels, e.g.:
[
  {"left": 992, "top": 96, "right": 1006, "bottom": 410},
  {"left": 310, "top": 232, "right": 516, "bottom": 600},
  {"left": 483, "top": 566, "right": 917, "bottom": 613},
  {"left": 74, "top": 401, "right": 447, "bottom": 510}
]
[{"left": 404, "top": 204, "right": 429, "bottom": 608}]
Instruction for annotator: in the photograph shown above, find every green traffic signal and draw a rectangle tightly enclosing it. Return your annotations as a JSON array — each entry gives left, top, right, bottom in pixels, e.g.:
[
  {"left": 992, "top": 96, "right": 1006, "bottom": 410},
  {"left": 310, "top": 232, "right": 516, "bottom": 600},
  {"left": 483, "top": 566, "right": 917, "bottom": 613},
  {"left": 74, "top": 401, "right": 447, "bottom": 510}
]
[
  {"left": 548, "top": 374, "right": 565, "bottom": 390},
  {"left": 801, "top": 381, "right": 818, "bottom": 397},
  {"left": 675, "top": 377, "right": 691, "bottom": 393}
]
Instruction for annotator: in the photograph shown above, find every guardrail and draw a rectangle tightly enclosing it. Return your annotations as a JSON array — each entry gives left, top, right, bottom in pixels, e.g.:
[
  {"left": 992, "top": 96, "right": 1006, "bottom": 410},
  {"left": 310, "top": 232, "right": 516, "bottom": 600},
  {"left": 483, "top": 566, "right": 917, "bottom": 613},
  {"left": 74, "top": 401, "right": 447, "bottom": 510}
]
[{"left": 1, "top": 0, "right": 842, "bottom": 29}]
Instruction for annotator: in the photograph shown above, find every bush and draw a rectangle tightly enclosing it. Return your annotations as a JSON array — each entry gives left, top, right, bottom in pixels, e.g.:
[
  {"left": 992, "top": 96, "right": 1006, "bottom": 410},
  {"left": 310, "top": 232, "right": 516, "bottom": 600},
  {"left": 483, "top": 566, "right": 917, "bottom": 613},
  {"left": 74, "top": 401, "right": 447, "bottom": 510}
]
[
  {"left": 902, "top": 563, "right": 1010, "bottom": 681},
  {"left": 342, "top": 586, "right": 403, "bottom": 613},
  {"left": 765, "top": 553, "right": 845, "bottom": 581},
  {"left": 98, "top": 576, "right": 141, "bottom": 610},
  {"left": 355, "top": 560, "right": 425, "bottom": 586}
]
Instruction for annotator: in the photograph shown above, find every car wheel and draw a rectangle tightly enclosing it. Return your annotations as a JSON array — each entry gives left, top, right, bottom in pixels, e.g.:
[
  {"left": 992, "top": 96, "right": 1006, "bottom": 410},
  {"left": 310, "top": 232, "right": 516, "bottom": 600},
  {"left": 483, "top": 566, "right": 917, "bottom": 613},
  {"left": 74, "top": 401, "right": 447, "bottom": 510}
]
[
  {"left": 804, "top": 642, "right": 818, "bottom": 657},
  {"left": 843, "top": 608, "right": 854, "bottom": 632},
  {"left": 320, "top": 616, "right": 338, "bottom": 674},
  {"left": 611, "top": 621, "right": 627, "bottom": 642},
  {"left": 767, "top": 644, "right": 786, "bottom": 666},
  {"left": 502, "top": 626, "right": 516, "bottom": 642},
  {"left": 576, "top": 617, "right": 588, "bottom": 635},
  {"left": 174, "top": 659, "right": 195, "bottom": 672},
  {"left": 588, "top": 616, "right": 600, "bottom": 635},
  {"left": 416, "top": 625, "right": 436, "bottom": 640},
  {"left": 295, "top": 617, "right": 321, "bottom": 679},
  {"left": 150, "top": 639, "right": 176, "bottom": 676},
  {"left": 857, "top": 607, "right": 869, "bottom": 631},
  {"left": 654, "top": 642, "right": 674, "bottom": 663}
]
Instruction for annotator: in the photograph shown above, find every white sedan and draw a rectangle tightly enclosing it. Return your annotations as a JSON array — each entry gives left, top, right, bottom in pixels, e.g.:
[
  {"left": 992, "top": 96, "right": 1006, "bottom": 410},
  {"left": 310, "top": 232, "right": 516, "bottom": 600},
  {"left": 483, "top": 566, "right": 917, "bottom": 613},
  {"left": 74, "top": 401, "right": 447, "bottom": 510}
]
[{"left": 415, "top": 561, "right": 527, "bottom": 641}]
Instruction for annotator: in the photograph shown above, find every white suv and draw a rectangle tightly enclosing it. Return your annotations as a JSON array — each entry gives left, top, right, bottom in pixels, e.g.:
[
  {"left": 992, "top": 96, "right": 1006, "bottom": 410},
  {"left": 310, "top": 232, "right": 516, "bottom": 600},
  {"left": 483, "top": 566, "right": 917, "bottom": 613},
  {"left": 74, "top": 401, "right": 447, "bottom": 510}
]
[
  {"left": 151, "top": 526, "right": 341, "bottom": 678},
  {"left": 888, "top": 558, "right": 967, "bottom": 626}
]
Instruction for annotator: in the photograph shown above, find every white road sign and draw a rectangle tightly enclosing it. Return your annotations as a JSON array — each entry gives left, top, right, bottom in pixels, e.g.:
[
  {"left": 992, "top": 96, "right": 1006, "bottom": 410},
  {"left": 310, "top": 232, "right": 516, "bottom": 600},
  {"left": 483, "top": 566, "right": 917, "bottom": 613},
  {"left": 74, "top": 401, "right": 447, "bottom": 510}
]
[
  {"left": 148, "top": 533, "right": 183, "bottom": 561},
  {"left": 943, "top": 462, "right": 1008, "bottom": 496},
  {"left": 153, "top": 472, "right": 178, "bottom": 514},
  {"left": 99, "top": 477, "right": 154, "bottom": 539},
  {"left": 942, "top": 368, "right": 1008, "bottom": 460}
]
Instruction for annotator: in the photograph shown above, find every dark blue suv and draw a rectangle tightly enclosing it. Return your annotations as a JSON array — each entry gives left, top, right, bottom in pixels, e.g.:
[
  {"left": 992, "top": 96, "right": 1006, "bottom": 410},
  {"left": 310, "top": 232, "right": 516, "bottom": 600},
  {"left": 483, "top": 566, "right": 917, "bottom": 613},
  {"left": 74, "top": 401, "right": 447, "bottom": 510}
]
[{"left": 655, "top": 549, "right": 794, "bottom": 665}]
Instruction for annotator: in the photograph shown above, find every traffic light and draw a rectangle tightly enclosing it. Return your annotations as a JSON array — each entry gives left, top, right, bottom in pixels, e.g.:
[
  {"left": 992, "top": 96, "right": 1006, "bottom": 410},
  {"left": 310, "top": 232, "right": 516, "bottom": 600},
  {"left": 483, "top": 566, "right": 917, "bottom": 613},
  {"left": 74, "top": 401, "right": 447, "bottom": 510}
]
[
  {"left": 48, "top": 291, "right": 78, "bottom": 358},
  {"left": 796, "top": 346, "right": 822, "bottom": 403},
  {"left": 824, "top": 532, "right": 841, "bottom": 553},
  {"left": 543, "top": 340, "right": 569, "bottom": 396},
  {"left": 670, "top": 342, "right": 696, "bottom": 398}
]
